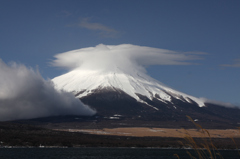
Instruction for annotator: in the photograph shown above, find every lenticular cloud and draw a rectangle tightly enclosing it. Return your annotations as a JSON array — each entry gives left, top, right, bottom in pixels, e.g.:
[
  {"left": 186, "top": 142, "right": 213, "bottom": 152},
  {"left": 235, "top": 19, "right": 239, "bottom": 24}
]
[
  {"left": 0, "top": 59, "right": 96, "bottom": 121},
  {"left": 52, "top": 44, "right": 203, "bottom": 73}
]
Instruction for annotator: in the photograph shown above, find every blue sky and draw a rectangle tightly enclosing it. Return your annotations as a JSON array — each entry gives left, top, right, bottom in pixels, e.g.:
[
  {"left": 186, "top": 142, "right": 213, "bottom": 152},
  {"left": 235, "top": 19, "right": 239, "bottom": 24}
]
[{"left": 0, "top": 0, "right": 240, "bottom": 105}]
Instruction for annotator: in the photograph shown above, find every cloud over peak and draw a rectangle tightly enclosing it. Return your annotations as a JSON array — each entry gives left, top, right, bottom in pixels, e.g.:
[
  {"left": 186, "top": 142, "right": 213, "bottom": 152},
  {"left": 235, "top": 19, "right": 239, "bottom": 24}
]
[{"left": 52, "top": 44, "right": 204, "bottom": 73}]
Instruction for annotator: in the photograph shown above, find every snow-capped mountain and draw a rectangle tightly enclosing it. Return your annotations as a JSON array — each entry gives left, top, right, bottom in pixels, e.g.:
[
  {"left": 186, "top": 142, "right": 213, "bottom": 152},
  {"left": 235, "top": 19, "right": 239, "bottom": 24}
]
[
  {"left": 51, "top": 44, "right": 205, "bottom": 110},
  {"left": 51, "top": 66, "right": 240, "bottom": 127},
  {"left": 52, "top": 67, "right": 205, "bottom": 110},
  {"left": 50, "top": 44, "right": 240, "bottom": 127}
]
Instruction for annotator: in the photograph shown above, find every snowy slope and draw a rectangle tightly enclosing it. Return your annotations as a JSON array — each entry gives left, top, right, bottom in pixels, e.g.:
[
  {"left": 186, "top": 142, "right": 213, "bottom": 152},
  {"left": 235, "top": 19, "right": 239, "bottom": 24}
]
[{"left": 52, "top": 67, "right": 205, "bottom": 107}]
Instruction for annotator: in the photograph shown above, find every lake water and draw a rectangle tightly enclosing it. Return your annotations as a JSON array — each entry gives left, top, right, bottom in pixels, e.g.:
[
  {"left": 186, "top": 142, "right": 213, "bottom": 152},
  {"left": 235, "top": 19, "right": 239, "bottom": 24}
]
[{"left": 0, "top": 148, "right": 239, "bottom": 159}]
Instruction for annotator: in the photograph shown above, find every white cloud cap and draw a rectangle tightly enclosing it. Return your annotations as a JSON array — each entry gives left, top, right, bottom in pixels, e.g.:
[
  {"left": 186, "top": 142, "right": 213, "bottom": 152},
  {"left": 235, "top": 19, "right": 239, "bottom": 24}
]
[{"left": 52, "top": 44, "right": 203, "bottom": 73}]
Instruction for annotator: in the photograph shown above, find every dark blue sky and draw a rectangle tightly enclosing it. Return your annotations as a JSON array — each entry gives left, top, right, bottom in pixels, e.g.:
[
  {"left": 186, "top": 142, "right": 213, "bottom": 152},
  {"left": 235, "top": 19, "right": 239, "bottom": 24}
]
[{"left": 0, "top": 0, "right": 240, "bottom": 105}]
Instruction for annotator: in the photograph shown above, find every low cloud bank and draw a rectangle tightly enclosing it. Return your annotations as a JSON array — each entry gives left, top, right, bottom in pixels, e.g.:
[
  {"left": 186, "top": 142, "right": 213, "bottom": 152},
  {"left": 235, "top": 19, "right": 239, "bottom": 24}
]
[
  {"left": 0, "top": 59, "right": 96, "bottom": 121},
  {"left": 200, "top": 98, "right": 239, "bottom": 108}
]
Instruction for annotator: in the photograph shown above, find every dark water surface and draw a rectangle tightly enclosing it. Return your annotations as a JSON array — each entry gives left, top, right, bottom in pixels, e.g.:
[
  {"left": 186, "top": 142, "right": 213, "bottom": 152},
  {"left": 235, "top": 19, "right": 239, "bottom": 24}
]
[{"left": 0, "top": 148, "right": 239, "bottom": 159}]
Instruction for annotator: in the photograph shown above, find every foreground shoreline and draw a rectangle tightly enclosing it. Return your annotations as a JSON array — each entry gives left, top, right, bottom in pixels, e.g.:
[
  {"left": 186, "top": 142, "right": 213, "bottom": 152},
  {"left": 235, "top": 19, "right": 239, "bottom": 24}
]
[
  {"left": 0, "top": 147, "right": 239, "bottom": 159},
  {"left": 1, "top": 122, "right": 240, "bottom": 149}
]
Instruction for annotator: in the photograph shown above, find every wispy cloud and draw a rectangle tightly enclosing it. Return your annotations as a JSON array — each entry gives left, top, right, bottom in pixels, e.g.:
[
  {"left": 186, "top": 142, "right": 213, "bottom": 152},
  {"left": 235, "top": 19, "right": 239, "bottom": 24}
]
[
  {"left": 222, "top": 58, "right": 240, "bottom": 67},
  {"left": 77, "top": 18, "right": 120, "bottom": 38}
]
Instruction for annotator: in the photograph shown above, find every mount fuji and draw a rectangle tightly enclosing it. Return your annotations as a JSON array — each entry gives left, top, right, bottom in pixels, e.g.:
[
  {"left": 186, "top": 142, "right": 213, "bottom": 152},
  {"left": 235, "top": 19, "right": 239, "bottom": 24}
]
[
  {"left": 52, "top": 67, "right": 205, "bottom": 110},
  {"left": 51, "top": 44, "right": 240, "bottom": 128}
]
